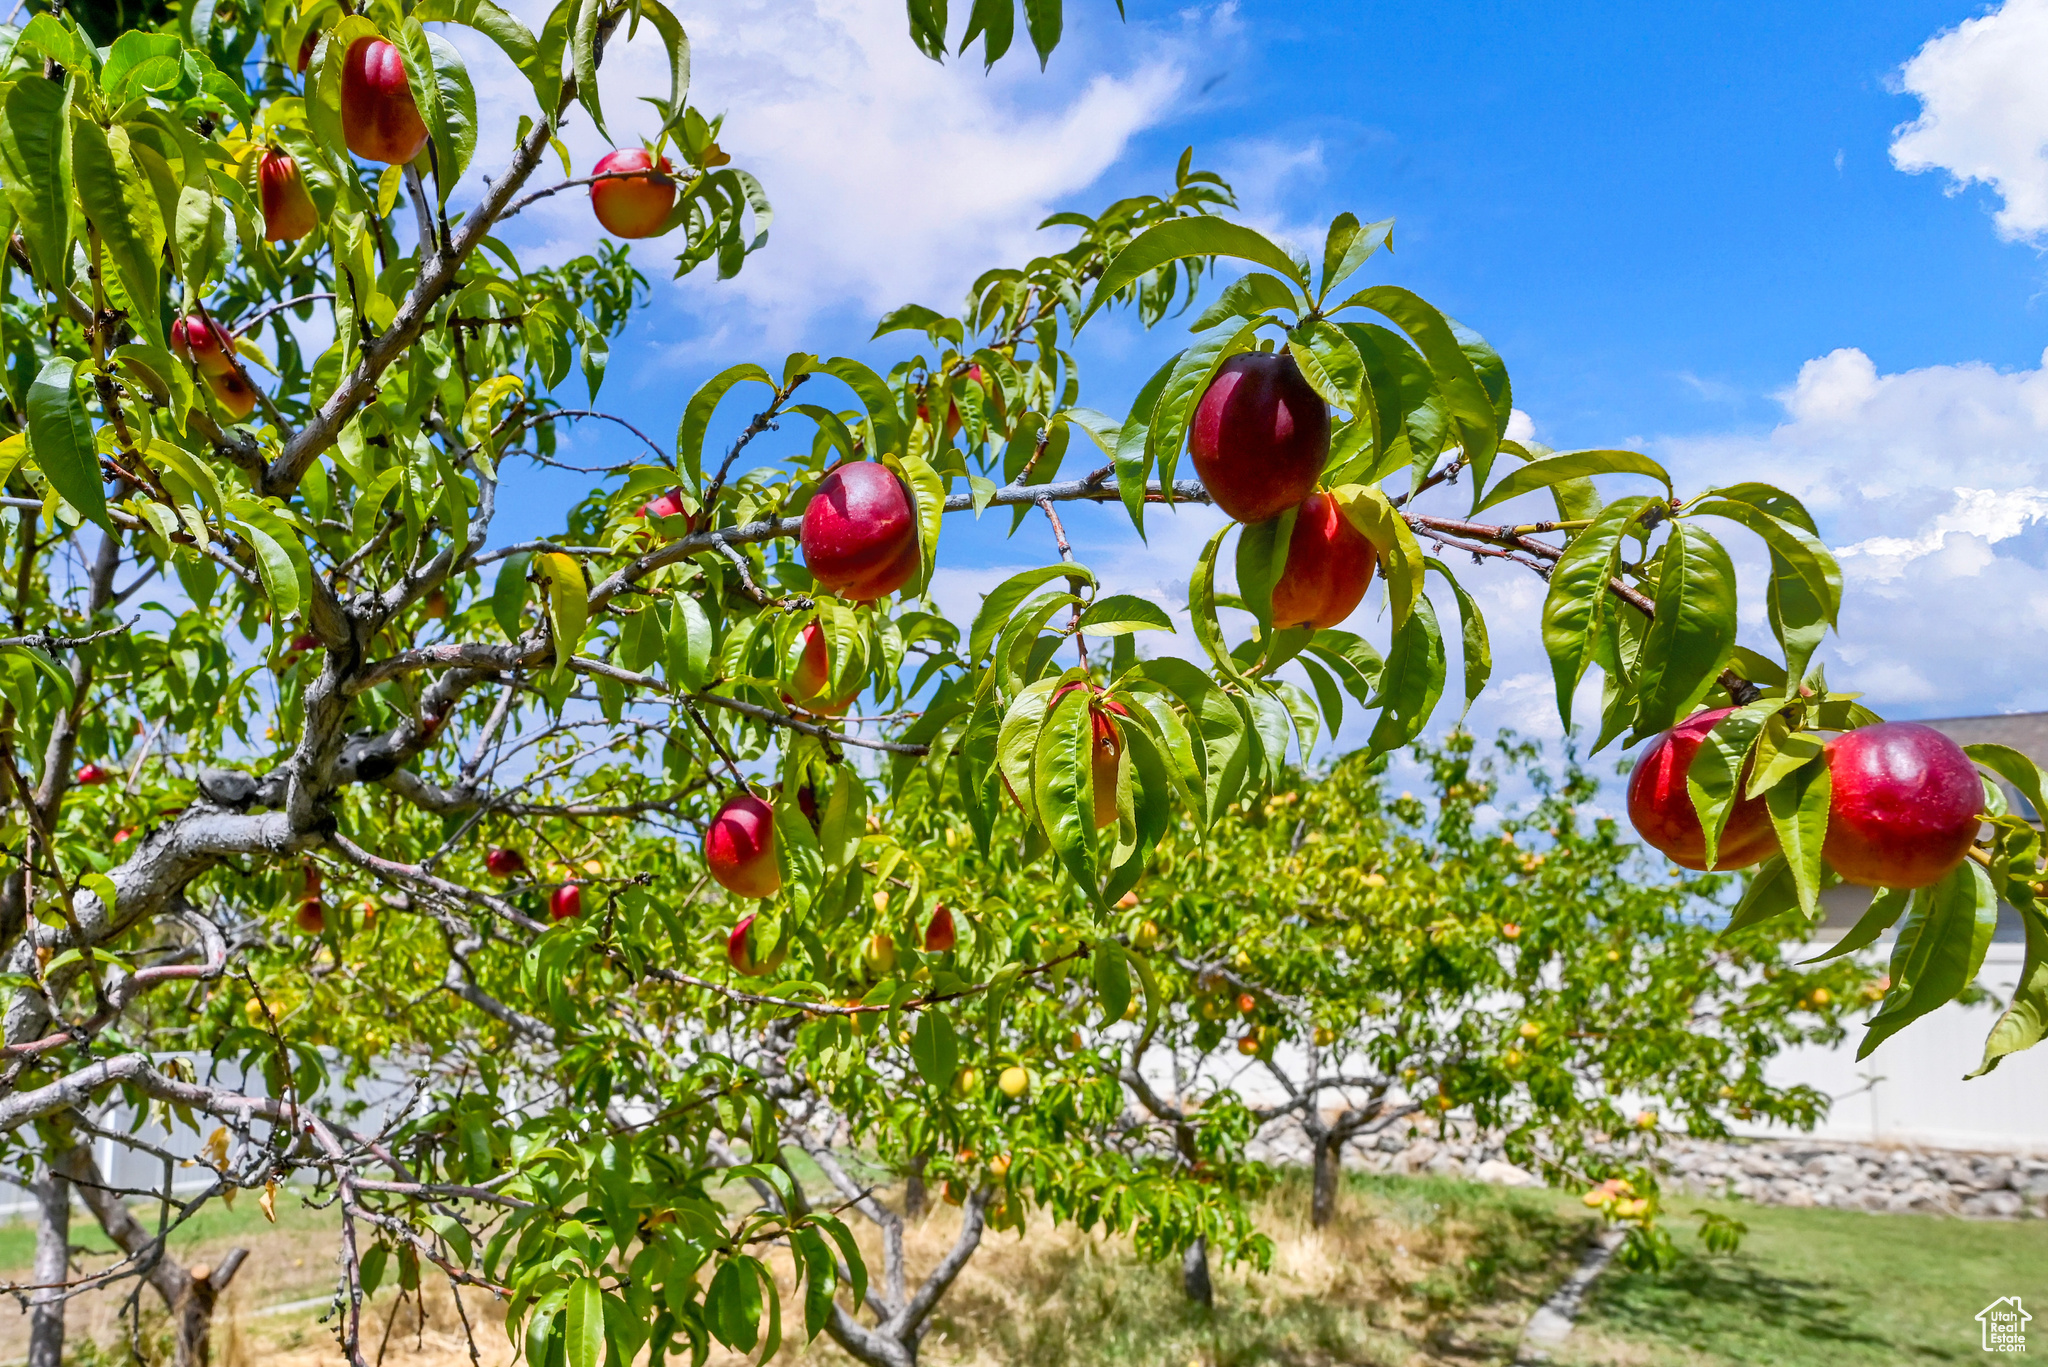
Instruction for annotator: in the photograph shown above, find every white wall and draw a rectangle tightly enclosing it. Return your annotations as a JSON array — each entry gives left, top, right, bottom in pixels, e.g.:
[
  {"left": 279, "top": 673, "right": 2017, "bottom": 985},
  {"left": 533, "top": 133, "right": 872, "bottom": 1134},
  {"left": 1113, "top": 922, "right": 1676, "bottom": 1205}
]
[{"left": 1733, "top": 940, "right": 2048, "bottom": 1153}]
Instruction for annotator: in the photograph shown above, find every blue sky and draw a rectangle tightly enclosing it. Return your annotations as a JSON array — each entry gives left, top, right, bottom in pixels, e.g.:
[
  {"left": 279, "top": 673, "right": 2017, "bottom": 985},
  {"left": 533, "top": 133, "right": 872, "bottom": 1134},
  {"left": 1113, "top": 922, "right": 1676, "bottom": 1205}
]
[{"left": 456, "top": 0, "right": 2048, "bottom": 751}]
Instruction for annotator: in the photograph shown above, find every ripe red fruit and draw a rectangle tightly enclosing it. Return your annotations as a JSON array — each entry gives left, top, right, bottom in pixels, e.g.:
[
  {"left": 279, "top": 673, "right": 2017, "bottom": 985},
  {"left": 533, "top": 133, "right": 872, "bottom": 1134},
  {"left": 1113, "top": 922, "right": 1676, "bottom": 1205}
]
[
  {"left": 1237, "top": 1034, "right": 1260, "bottom": 1056},
  {"left": 1822, "top": 722, "right": 1983, "bottom": 888},
  {"left": 296, "top": 899, "right": 326, "bottom": 934},
  {"left": 294, "top": 29, "right": 321, "bottom": 74},
  {"left": 726, "top": 912, "right": 786, "bottom": 977},
  {"left": 171, "top": 315, "right": 237, "bottom": 377},
  {"left": 1270, "top": 492, "right": 1377, "bottom": 630},
  {"left": 74, "top": 763, "right": 108, "bottom": 786},
  {"left": 638, "top": 486, "right": 689, "bottom": 534},
  {"left": 590, "top": 148, "right": 678, "bottom": 239},
  {"left": 258, "top": 148, "right": 317, "bottom": 242},
  {"left": 1189, "top": 351, "right": 1330, "bottom": 525},
  {"left": 550, "top": 883, "right": 583, "bottom": 921},
  {"left": 340, "top": 38, "right": 429, "bottom": 165},
  {"left": 801, "top": 462, "right": 920, "bottom": 602},
  {"left": 787, "top": 621, "right": 858, "bottom": 716},
  {"left": 1236, "top": 992, "right": 1257, "bottom": 1015},
  {"left": 1627, "top": 708, "right": 1780, "bottom": 871},
  {"left": 289, "top": 633, "right": 322, "bottom": 654},
  {"left": 1051, "top": 683, "right": 1130, "bottom": 829},
  {"left": 425, "top": 591, "right": 450, "bottom": 620},
  {"left": 924, "top": 904, "right": 956, "bottom": 953},
  {"left": 706, "top": 793, "right": 781, "bottom": 899},
  {"left": 204, "top": 369, "right": 259, "bottom": 421},
  {"left": 485, "top": 847, "right": 527, "bottom": 878}
]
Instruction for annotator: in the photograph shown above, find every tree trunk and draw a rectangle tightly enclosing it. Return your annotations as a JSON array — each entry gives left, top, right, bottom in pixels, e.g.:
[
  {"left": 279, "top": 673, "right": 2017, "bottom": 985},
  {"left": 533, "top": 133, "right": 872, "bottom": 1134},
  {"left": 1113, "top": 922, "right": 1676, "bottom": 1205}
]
[
  {"left": 1181, "top": 1236, "right": 1213, "bottom": 1307},
  {"left": 175, "top": 1249, "right": 248, "bottom": 1367},
  {"left": 56, "top": 1144, "right": 247, "bottom": 1367},
  {"left": 27, "top": 1149, "right": 71, "bottom": 1367},
  {"left": 902, "top": 1154, "right": 927, "bottom": 1222},
  {"left": 1311, "top": 1132, "right": 1343, "bottom": 1228}
]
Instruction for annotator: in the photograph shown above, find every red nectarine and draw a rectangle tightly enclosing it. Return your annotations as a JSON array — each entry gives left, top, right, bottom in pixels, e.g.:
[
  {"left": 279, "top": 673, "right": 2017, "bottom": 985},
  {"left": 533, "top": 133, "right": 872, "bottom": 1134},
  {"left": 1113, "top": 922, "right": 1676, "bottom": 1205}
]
[
  {"left": 591, "top": 148, "right": 677, "bottom": 239},
  {"left": 800, "top": 462, "right": 919, "bottom": 602},
  {"left": 340, "top": 38, "right": 428, "bottom": 165},
  {"left": 787, "top": 621, "right": 858, "bottom": 716},
  {"left": 1627, "top": 707, "right": 1780, "bottom": 871},
  {"left": 259, "top": 148, "right": 318, "bottom": 242},
  {"left": 706, "top": 793, "right": 780, "bottom": 898},
  {"left": 1269, "top": 491, "right": 1376, "bottom": 630},
  {"left": 726, "top": 912, "right": 786, "bottom": 977},
  {"left": 1189, "top": 352, "right": 1329, "bottom": 525},
  {"left": 1822, "top": 722, "right": 1982, "bottom": 888}
]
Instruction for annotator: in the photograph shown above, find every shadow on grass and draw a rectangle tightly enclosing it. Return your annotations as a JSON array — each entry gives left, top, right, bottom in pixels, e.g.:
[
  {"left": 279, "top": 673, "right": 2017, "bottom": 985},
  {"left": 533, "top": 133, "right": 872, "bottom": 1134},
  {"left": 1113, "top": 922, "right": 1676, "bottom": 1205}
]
[{"left": 1589, "top": 1249, "right": 1954, "bottom": 1362}]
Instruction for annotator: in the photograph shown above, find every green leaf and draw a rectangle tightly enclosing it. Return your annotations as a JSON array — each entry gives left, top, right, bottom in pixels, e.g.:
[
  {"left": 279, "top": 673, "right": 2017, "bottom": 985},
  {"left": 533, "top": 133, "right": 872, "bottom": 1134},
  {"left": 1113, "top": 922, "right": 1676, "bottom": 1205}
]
[
  {"left": 414, "top": 0, "right": 539, "bottom": 75},
  {"left": 1965, "top": 743, "right": 2048, "bottom": 824},
  {"left": 1319, "top": 212, "right": 1394, "bottom": 300},
  {"left": 996, "top": 677, "right": 1060, "bottom": 824},
  {"left": 1802, "top": 885, "right": 1910, "bottom": 964},
  {"left": 1083, "top": 217, "right": 1308, "bottom": 325},
  {"left": 1077, "top": 594, "right": 1173, "bottom": 637},
  {"left": 1425, "top": 558, "right": 1490, "bottom": 722},
  {"left": 1860, "top": 861, "right": 1998, "bottom": 1060},
  {"left": 1287, "top": 321, "right": 1364, "bottom": 415},
  {"left": 1632, "top": 522, "right": 1738, "bottom": 738},
  {"left": 1148, "top": 321, "right": 1260, "bottom": 499},
  {"left": 1688, "top": 498, "right": 1841, "bottom": 628},
  {"left": 1022, "top": 0, "right": 1062, "bottom": 66},
  {"left": 1972, "top": 902, "right": 2048, "bottom": 1077},
  {"left": 427, "top": 30, "right": 479, "bottom": 196},
  {"left": 1683, "top": 696, "right": 1781, "bottom": 869},
  {"left": 1474, "top": 449, "right": 1671, "bottom": 514},
  {"left": 0, "top": 78, "right": 71, "bottom": 289},
  {"left": 908, "top": 1008, "right": 958, "bottom": 1090},
  {"left": 71, "top": 119, "right": 165, "bottom": 351},
  {"left": 1092, "top": 940, "right": 1131, "bottom": 1026},
  {"left": 634, "top": 0, "right": 693, "bottom": 131},
  {"left": 970, "top": 565, "right": 1093, "bottom": 663},
  {"left": 536, "top": 552, "right": 587, "bottom": 683},
  {"left": 676, "top": 363, "right": 774, "bottom": 492},
  {"left": 1189, "top": 526, "right": 1250, "bottom": 686},
  {"left": 1233, "top": 508, "right": 1296, "bottom": 634},
  {"left": 1189, "top": 271, "right": 1299, "bottom": 332},
  {"left": 489, "top": 549, "right": 532, "bottom": 643},
  {"left": 1337, "top": 323, "right": 1445, "bottom": 487},
  {"left": 565, "top": 1276, "right": 605, "bottom": 1367},
  {"left": 1331, "top": 285, "right": 1499, "bottom": 495},
  {"left": 1034, "top": 682, "right": 1102, "bottom": 900},
  {"left": 895, "top": 450, "right": 944, "bottom": 595},
  {"left": 1764, "top": 755, "right": 1830, "bottom": 916},
  {"left": 234, "top": 519, "right": 302, "bottom": 621},
  {"left": 1330, "top": 483, "right": 1424, "bottom": 627},
  {"left": 26, "top": 358, "right": 108, "bottom": 531},
  {"left": 1722, "top": 856, "right": 1800, "bottom": 937},
  {"left": 816, "top": 357, "right": 905, "bottom": 462},
  {"left": 571, "top": 0, "right": 608, "bottom": 142},
  {"left": 1114, "top": 354, "right": 1177, "bottom": 537},
  {"left": 1367, "top": 593, "right": 1444, "bottom": 755}
]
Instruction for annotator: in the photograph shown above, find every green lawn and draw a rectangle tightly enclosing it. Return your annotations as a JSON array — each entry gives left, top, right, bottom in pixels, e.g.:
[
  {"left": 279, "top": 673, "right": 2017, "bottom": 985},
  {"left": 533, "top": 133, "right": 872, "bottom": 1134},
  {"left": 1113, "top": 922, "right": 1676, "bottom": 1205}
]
[{"left": 1564, "top": 1197, "right": 2048, "bottom": 1367}]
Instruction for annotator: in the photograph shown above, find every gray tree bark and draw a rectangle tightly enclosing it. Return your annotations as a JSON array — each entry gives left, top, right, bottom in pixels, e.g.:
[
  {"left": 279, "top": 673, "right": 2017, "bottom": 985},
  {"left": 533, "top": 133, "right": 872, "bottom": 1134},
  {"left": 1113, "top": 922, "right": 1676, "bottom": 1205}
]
[{"left": 27, "top": 1147, "right": 71, "bottom": 1367}]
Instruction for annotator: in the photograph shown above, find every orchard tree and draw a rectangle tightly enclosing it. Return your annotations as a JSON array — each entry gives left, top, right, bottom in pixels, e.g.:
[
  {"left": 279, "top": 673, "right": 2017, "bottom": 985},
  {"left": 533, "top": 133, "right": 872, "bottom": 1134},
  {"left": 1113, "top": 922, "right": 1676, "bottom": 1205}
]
[
  {"left": 1120, "top": 732, "right": 1877, "bottom": 1267},
  {"left": 0, "top": 1, "right": 2042, "bottom": 1366}
]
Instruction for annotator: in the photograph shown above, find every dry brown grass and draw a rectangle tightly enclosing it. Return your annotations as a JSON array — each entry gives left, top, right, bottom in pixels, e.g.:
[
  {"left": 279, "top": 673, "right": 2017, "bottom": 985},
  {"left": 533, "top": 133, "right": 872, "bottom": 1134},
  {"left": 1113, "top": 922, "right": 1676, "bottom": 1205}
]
[{"left": 3, "top": 1173, "right": 1589, "bottom": 1367}]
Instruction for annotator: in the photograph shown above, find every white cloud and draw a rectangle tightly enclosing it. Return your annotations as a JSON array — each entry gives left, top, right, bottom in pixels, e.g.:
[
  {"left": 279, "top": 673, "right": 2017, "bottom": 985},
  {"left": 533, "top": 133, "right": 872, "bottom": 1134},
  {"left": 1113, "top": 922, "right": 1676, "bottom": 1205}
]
[
  {"left": 1656, "top": 346, "right": 2048, "bottom": 716},
  {"left": 443, "top": 0, "right": 1199, "bottom": 352},
  {"left": 1891, "top": 0, "right": 2048, "bottom": 243}
]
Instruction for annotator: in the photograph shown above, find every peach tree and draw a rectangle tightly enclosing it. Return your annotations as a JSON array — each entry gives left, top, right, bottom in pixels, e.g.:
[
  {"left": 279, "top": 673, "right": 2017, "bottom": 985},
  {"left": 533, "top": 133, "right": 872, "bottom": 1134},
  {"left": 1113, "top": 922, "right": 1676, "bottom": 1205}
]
[{"left": 0, "top": 0, "right": 2039, "bottom": 1365}]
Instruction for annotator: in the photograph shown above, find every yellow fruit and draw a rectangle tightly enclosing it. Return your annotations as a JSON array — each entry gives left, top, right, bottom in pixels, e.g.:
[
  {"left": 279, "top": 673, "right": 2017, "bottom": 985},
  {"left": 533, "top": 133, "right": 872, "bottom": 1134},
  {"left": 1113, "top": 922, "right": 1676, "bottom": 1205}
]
[
  {"left": 949, "top": 1063, "right": 978, "bottom": 1099},
  {"left": 1810, "top": 987, "right": 1832, "bottom": 1007},
  {"left": 1634, "top": 1110, "right": 1658, "bottom": 1130},
  {"left": 1504, "top": 1048, "right": 1525, "bottom": 1068},
  {"left": 990, "top": 1153, "right": 1011, "bottom": 1179},
  {"left": 1115, "top": 890, "right": 1140, "bottom": 910},
  {"left": 1313, "top": 1026, "right": 1335, "bottom": 1048},
  {"left": 1237, "top": 1035, "right": 1259, "bottom": 1056},
  {"left": 1519, "top": 1022, "right": 1540, "bottom": 1041},
  {"left": 244, "top": 997, "right": 265, "bottom": 1023},
  {"left": 1363, "top": 872, "right": 1387, "bottom": 889},
  {"left": 1132, "top": 919, "right": 1160, "bottom": 949},
  {"left": 582, "top": 859, "right": 606, "bottom": 877},
  {"left": 863, "top": 933, "right": 898, "bottom": 976},
  {"left": 872, "top": 889, "right": 891, "bottom": 915},
  {"left": 998, "top": 1066, "right": 1030, "bottom": 1099},
  {"left": 1122, "top": 997, "right": 1140, "bottom": 1021}
]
